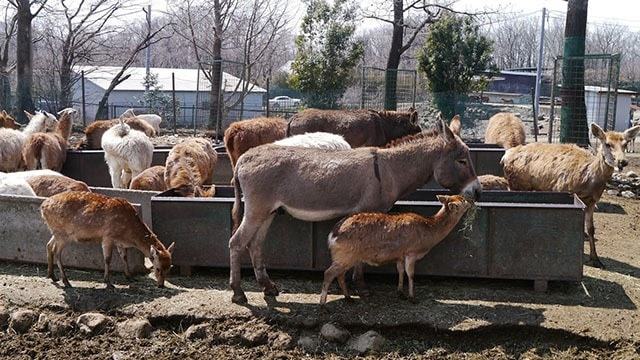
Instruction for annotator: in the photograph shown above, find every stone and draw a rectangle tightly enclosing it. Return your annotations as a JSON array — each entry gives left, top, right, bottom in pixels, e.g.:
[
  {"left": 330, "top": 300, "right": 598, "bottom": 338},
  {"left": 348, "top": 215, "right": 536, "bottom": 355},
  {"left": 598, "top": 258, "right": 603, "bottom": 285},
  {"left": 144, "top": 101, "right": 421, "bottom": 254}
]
[
  {"left": 241, "top": 324, "right": 269, "bottom": 345},
  {"left": 9, "top": 309, "right": 38, "bottom": 334},
  {"left": 112, "top": 351, "right": 128, "bottom": 360},
  {"left": 347, "top": 330, "right": 386, "bottom": 354},
  {"left": 117, "top": 318, "right": 153, "bottom": 339},
  {"left": 621, "top": 191, "right": 636, "bottom": 199},
  {"left": 48, "top": 318, "right": 74, "bottom": 337},
  {"left": 268, "top": 331, "right": 293, "bottom": 350},
  {"left": 301, "top": 316, "right": 318, "bottom": 329},
  {"left": 0, "top": 305, "right": 9, "bottom": 329},
  {"left": 320, "top": 323, "right": 350, "bottom": 343},
  {"left": 606, "top": 189, "right": 619, "bottom": 196},
  {"left": 297, "top": 335, "right": 320, "bottom": 352},
  {"left": 34, "top": 313, "right": 49, "bottom": 332},
  {"left": 626, "top": 171, "right": 638, "bottom": 178},
  {"left": 76, "top": 312, "right": 111, "bottom": 335},
  {"left": 184, "top": 323, "right": 208, "bottom": 340}
]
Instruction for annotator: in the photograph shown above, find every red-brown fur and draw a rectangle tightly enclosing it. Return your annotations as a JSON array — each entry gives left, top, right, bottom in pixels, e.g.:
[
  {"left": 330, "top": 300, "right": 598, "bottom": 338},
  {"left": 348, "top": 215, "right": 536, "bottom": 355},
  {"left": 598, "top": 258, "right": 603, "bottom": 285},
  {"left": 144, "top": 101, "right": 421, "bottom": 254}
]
[
  {"left": 83, "top": 117, "right": 156, "bottom": 149},
  {"left": 0, "top": 110, "right": 19, "bottom": 129},
  {"left": 320, "top": 195, "right": 471, "bottom": 304},
  {"left": 224, "top": 117, "right": 287, "bottom": 169},
  {"left": 484, "top": 112, "right": 526, "bottom": 149},
  {"left": 164, "top": 138, "right": 218, "bottom": 197},
  {"left": 41, "top": 191, "right": 174, "bottom": 287},
  {"left": 22, "top": 108, "right": 76, "bottom": 171},
  {"left": 26, "top": 174, "right": 90, "bottom": 197},
  {"left": 130, "top": 165, "right": 167, "bottom": 191}
]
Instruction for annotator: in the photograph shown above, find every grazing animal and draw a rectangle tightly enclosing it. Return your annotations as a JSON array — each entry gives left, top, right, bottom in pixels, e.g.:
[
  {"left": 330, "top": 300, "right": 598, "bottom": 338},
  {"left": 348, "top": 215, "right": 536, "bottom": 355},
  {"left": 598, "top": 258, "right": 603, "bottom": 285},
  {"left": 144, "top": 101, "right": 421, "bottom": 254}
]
[
  {"left": 273, "top": 132, "right": 351, "bottom": 150},
  {"left": 484, "top": 112, "right": 526, "bottom": 149},
  {"left": 26, "top": 174, "right": 90, "bottom": 197},
  {"left": 130, "top": 165, "right": 167, "bottom": 191},
  {"left": 41, "top": 191, "right": 175, "bottom": 288},
  {"left": 164, "top": 138, "right": 218, "bottom": 197},
  {"left": 1, "top": 169, "right": 64, "bottom": 181},
  {"left": 229, "top": 117, "right": 481, "bottom": 304},
  {"left": 478, "top": 174, "right": 510, "bottom": 190},
  {"left": 385, "top": 115, "right": 461, "bottom": 147},
  {"left": 224, "top": 117, "right": 287, "bottom": 169},
  {"left": 0, "top": 176, "right": 37, "bottom": 196},
  {"left": 22, "top": 108, "right": 77, "bottom": 171},
  {"left": 121, "top": 108, "right": 162, "bottom": 134},
  {"left": 502, "top": 123, "right": 640, "bottom": 268},
  {"left": 0, "top": 111, "right": 58, "bottom": 172},
  {"left": 287, "top": 108, "right": 422, "bottom": 148},
  {"left": 83, "top": 117, "right": 156, "bottom": 149},
  {"left": 0, "top": 110, "right": 19, "bottom": 129},
  {"left": 102, "top": 118, "right": 154, "bottom": 188},
  {"left": 320, "top": 195, "right": 472, "bottom": 305}
]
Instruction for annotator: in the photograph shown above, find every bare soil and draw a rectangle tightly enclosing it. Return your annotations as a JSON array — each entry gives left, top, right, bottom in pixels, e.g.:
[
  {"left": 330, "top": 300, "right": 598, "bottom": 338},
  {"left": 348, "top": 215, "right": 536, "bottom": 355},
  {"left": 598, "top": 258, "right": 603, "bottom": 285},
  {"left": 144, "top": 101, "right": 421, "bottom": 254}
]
[{"left": 1, "top": 156, "right": 639, "bottom": 359}]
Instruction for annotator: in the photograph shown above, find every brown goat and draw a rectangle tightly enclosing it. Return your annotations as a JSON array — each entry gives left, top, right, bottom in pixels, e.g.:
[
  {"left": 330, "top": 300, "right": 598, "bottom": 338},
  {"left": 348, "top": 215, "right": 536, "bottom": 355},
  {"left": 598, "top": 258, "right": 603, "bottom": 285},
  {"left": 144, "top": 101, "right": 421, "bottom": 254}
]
[
  {"left": 320, "top": 195, "right": 472, "bottom": 305},
  {"left": 130, "top": 165, "right": 167, "bottom": 191},
  {"left": 484, "top": 112, "right": 526, "bottom": 149},
  {"left": 22, "top": 108, "right": 77, "bottom": 171},
  {"left": 41, "top": 191, "right": 175, "bottom": 288},
  {"left": 224, "top": 117, "right": 287, "bottom": 169},
  {"left": 26, "top": 174, "right": 90, "bottom": 197},
  {"left": 288, "top": 108, "right": 421, "bottom": 148},
  {"left": 83, "top": 117, "right": 156, "bottom": 149},
  {"left": 0, "top": 110, "right": 19, "bottom": 129},
  {"left": 478, "top": 174, "right": 510, "bottom": 190},
  {"left": 502, "top": 123, "right": 640, "bottom": 268},
  {"left": 164, "top": 138, "right": 218, "bottom": 197}
]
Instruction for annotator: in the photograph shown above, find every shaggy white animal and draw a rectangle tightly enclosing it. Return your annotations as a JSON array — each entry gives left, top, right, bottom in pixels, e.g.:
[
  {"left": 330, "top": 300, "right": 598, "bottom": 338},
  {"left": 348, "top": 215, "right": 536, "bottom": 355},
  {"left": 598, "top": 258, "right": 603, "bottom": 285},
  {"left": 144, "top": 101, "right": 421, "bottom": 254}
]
[
  {"left": 273, "top": 132, "right": 351, "bottom": 150},
  {"left": 122, "top": 108, "right": 162, "bottom": 134},
  {"left": 0, "top": 176, "right": 37, "bottom": 196},
  {"left": 0, "top": 111, "right": 58, "bottom": 172},
  {"left": 1, "top": 169, "right": 64, "bottom": 181},
  {"left": 102, "top": 118, "right": 153, "bottom": 188}
]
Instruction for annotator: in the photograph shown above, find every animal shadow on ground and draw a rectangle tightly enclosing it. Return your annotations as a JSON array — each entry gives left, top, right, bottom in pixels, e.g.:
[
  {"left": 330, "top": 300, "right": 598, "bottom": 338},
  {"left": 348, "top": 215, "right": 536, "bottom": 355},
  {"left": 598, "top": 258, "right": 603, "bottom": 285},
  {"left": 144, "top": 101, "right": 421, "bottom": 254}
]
[
  {"left": 595, "top": 201, "right": 626, "bottom": 214},
  {"left": 600, "top": 256, "right": 640, "bottom": 279}
]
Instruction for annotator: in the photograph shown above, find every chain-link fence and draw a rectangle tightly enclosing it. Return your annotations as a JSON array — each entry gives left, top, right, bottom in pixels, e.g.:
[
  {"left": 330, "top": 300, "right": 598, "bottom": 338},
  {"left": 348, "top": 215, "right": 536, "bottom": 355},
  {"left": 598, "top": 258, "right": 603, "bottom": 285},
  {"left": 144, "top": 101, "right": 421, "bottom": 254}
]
[{"left": 360, "top": 67, "right": 417, "bottom": 111}]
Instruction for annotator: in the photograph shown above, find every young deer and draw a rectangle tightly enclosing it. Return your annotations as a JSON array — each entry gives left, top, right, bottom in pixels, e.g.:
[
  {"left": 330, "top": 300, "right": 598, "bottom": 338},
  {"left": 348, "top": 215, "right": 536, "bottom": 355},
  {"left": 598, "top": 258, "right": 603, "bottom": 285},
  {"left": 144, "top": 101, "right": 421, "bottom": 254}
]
[
  {"left": 320, "top": 195, "right": 472, "bottom": 305},
  {"left": 41, "top": 191, "right": 175, "bottom": 288}
]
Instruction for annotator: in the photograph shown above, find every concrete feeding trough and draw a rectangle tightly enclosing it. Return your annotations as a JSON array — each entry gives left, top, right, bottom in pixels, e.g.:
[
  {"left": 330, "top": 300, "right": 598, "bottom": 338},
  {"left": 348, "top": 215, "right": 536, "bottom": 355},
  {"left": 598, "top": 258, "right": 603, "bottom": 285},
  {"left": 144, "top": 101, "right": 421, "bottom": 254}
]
[
  {"left": 151, "top": 186, "right": 584, "bottom": 289},
  {"left": 0, "top": 193, "right": 146, "bottom": 273},
  {"left": 61, "top": 147, "right": 233, "bottom": 187},
  {"left": 90, "top": 187, "right": 159, "bottom": 228}
]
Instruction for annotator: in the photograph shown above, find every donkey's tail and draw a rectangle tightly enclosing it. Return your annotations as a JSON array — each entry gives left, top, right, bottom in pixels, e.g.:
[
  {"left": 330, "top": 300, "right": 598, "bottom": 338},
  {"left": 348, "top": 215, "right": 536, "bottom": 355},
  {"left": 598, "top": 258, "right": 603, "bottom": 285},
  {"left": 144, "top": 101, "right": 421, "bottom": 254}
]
[{"left": 231, "top": 168, "right": 243, "bottom": 234}]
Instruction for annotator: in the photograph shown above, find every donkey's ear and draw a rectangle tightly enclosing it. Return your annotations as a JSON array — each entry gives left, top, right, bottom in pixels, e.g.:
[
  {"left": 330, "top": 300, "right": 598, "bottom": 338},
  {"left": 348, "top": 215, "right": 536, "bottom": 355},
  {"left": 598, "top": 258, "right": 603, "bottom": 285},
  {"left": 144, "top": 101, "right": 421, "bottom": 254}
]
[
  {"left": 624, "top": 125, "right": 640, "bottom": 141},
  {"left": 591, "top": 123, "right": 606, "bottom": 141},
  {"left": 440, "top": 117, "right": 455, "bottom": 142},
  {"left": 449, "top": 115, "right": 461, "bottom": 136},
  {"left": 410, "top": 110, "right": 418, "bottom": 124}
]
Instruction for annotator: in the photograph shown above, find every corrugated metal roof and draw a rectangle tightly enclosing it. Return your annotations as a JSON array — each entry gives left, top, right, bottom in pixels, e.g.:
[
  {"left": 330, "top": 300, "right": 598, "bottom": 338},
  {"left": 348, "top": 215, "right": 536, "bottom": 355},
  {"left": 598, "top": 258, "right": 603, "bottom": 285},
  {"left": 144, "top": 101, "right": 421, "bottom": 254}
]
[
  {"left": 74, "top": 66, "right": 267, "bottom": 93},
  {"left": 584, "top": 85, "right": 637, "bottom": 95}
]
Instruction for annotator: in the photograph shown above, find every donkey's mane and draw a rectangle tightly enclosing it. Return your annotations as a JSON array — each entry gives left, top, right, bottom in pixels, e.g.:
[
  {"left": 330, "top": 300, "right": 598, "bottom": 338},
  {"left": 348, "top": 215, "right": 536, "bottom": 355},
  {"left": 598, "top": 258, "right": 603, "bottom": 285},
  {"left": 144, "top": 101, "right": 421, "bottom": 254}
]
[{"left": 384, "top": 128, "right": 439, "bottom": 148}]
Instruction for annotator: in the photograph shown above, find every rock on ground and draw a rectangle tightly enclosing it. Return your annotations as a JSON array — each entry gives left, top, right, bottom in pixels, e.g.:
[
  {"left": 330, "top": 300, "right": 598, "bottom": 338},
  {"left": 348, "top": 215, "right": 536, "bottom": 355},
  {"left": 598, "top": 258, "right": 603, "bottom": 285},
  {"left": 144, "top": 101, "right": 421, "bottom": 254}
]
[
  {"left": 621, "top": 191, "right": 636, "bottom": 199},
  {"left": 48, "top": 316, "right": 75, "bottom": 337},
  {"left": 297, "top": 335, "right": 320, "bottom": 352},
  {"left": 0, "top": 305, "right": 9, "bottom": 329},
  {"left": 76, "top": 312, "right": 111, "bottom": 335},
  {"left": 117, "top": 318, "right": 153, "bottom": 339},
  {"left": 320, "top": 323, "right": 351, "bottom": 343},
  {"left": 347, "top": 330, "right": 386, "bottom": 354},
  {"left": 184, "top": 323, "right": 208, "bottom": 340},
  {"left": 9, "top": 309, "right": 38, "bottom": 334},
  {"left": 268, "top": 331, "right": 293, "bottom": 350}
]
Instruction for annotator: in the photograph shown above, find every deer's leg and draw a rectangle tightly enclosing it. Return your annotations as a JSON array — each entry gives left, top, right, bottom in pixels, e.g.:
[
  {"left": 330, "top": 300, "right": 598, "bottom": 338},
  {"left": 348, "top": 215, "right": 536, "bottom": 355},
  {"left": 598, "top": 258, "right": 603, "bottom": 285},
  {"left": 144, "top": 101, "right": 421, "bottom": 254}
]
[
  {"left": 585, "top": 204, "right": 604, "bottom": 268},
  {"left": 229, "top": 214, "right": 262, "bottom": 304},
  {"left": 337, "top": 270, "right": 351, "bottom": 301},
  {"left": 396, "top": 259, "right": 405, "bottom": 295},
  {"left": 405, "top": 256, "right": 417, "bottom": 302},
  {"left": 102, "top": 241, "right": 115, "bottom": 288},
  {"left": 54, "top": 239, "right": 71, "bottom": 287},
  {"left": 320, "top": 263, "right": 345, "bottom": 305},
  {"left": 248, "top": 214, "right": 278, "bottom": 297},
  {"left": 352, "top": 263, "right": 371, "bottom": 297},
  {"left": 47, "top": 236, "right": 58, "bottom": 281},
  {"left": 116, "top": 246, "right": 131, "bottom": 279}
]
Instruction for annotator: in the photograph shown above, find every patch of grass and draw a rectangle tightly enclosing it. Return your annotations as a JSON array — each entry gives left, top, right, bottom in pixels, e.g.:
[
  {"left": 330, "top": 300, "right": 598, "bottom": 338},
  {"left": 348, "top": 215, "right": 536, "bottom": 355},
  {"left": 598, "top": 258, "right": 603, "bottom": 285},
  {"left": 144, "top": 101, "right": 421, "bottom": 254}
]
[{"left": 459, "top": 201, "right": 479, "bottom": 240}]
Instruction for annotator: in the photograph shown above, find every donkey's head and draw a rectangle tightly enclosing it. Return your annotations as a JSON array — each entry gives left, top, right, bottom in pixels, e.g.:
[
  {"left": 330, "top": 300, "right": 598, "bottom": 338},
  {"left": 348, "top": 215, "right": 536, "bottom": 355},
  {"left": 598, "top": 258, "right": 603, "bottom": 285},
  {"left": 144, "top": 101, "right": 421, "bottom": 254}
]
[
  {"left": 376, "top": 108, "right": 422, "bottom": 141},
  {"left": 591, "top": 123, "right": 640, "bottom": 171},
  {"left": 432, "top": 115, "right": 481, "bottom": 200}
]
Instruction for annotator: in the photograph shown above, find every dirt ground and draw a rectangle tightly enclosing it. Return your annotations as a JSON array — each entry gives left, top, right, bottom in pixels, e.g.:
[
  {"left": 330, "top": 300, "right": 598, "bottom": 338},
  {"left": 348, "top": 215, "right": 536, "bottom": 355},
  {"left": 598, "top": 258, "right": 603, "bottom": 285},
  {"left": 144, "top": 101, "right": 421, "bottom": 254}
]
[{"left": 1, "top": 156, "right": 640, "bottom": 359}]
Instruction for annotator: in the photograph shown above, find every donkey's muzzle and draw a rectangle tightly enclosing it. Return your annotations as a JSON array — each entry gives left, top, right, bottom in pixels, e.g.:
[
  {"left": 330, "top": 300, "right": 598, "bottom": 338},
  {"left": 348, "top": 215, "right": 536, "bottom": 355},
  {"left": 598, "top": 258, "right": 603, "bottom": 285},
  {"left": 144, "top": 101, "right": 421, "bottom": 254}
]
[{"left": 462, "top": 179, "right": 482, "bottom": 201}]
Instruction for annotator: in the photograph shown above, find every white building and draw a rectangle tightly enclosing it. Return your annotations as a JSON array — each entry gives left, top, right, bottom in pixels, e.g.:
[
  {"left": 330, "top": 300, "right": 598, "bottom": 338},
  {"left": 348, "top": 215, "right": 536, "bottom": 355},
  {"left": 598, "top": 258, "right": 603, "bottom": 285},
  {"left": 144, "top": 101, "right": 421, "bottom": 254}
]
[
  {"left": 72, "top": 66, "right": 267, "bottom": 126},
  {"left": 585, "top": 86, "right": 636, "bottom": 132}
]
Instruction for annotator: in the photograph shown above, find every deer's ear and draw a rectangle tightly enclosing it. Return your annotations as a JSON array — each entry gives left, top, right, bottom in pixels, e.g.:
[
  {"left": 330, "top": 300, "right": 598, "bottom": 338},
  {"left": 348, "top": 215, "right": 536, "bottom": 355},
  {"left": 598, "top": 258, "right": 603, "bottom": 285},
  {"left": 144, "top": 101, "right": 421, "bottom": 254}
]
[
  {"left": 624, "top": 125, "right": 640, "bottom": 141},
  {"left": 591, "top": 123, "right": 606, "bottom": 141},
  {"left": 167, "top": 242, "right": 175, "bottom": 254}
]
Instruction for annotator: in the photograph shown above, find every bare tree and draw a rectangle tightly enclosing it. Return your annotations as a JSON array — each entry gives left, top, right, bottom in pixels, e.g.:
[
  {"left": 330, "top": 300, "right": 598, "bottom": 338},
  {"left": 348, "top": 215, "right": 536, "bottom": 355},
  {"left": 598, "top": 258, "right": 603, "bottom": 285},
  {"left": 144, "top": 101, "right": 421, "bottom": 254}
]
[
  {"left": 7, "top": 0, "right": 48, "bottom": 121},
  {"left": 0, "top": 4, "right": 17, "bottom": 110},
  {"left": 94, "top": 22, "right": 170, "bottom": 119}
]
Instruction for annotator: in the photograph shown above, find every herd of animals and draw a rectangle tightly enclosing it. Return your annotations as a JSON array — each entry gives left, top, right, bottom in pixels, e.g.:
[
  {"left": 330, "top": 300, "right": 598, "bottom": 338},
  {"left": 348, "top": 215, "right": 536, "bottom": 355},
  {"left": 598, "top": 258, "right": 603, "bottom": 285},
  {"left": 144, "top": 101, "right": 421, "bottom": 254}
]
[{"left": 0, "top": 106, "right": 638, "bottom": 305}]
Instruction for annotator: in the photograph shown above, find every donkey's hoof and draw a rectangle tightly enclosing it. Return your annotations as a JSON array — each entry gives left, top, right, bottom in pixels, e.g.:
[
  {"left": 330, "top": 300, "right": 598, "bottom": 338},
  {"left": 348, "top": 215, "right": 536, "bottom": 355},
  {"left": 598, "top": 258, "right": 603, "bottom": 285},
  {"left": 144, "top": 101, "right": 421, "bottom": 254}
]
[
  {"left": 586, "top": 258, "right": 605, "bottom": 269},
  {"left": 232, "top": 292, "right": 248, "bottom": 304},
  {"left": 356, "top": 287, "right": 372, "bottom": 297},
  {"left": 263, "top": 285, "right": 280, "bottom": 297}
]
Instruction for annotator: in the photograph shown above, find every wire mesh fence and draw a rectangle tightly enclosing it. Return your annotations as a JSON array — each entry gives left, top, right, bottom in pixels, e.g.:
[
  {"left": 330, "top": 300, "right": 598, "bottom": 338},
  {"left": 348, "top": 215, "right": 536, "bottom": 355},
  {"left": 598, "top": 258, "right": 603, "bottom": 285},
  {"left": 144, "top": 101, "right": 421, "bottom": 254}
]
[{"left": 361, "top": 67, "right": 417, "bottom": 111}]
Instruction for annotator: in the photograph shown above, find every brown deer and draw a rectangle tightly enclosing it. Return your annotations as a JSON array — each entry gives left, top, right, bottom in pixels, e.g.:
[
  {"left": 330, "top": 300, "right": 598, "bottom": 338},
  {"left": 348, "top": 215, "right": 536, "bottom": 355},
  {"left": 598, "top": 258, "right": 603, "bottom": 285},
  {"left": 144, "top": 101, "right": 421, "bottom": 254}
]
[
  {"left": 502, "top": 123, "right": 640, "bottom": 268},
  {"left": 229, "top": 117, "right": 481, "bottom": 304},
  {"left": 26, "top": 174, "right": 90, "bottom": 197},
  {"left": 224, "top": 117, "right": 287, "bottom": 170},
  {"left": 41, "top": 191, "right": 175, "bottom": 288},
  {"left": 320, "top": 195, "right": 472, "bottom": 305},
  {"left": 22, "top": 108, "right": 77, "bottom": 171}
]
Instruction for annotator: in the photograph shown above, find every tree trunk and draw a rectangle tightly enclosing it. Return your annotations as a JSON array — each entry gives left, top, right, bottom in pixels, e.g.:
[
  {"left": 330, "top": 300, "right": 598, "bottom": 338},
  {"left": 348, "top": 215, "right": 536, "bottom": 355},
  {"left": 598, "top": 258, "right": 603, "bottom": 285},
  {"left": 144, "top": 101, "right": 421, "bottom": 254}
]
[
  {"left": 560, "top": 0, "right": 589, "bottom": 146},
  {"left": 384, "top": 0, "right": 403, "bottom": 111},
  {"left": 209, "top": 0, "right": 223, "bottom": 133},
  {"left": 0, "top": 66, "right": 10, "bottom": 111},
  {"left": 15, "top": 0, "right": 35, "bottom": 122},
  {"left": 59, "top": 59, "right": 73, "bottom": 109}
]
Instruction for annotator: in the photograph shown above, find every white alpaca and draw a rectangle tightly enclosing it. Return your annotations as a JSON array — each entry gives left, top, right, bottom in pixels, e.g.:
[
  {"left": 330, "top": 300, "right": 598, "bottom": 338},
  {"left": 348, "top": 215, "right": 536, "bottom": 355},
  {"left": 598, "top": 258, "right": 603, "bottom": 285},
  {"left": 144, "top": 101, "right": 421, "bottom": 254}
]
[
  {"left": 0, "top": 111, "right": 58, "bottom": 172},
  {"left": 102, "top": 118, "right": 153, "bottom": 188},
  {"left": 122, "top": 108, "right": 162, "bottom": 134},
  {"left": 273, "top": 132, "right": 351, "bottom": 150},
  {"left": 2, "top": 169, "right": 64, "bottom": 181},
  {"left": 0, "top": 176, "right": 37, "bottom": 196}
]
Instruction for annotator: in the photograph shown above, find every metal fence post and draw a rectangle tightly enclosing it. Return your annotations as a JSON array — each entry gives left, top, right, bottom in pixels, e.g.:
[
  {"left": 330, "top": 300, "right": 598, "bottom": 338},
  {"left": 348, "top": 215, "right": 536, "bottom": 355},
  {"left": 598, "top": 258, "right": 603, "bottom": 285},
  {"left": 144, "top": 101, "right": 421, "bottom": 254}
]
[
  {"left": 266, "top": 77, "right": 270, "bottom": 117},
  {"left": 360, "top": 65, "right": 366, "bottom": 109},
  {"left": 548, "top": 58, "right": 558, "bottom": 143},
  {"left": 531, "top": 87, "right": 538, "bottom": 142},
  {"left": 412, "top": 70, "right": 417, "bottom": 110},
  {"left": 172, "top": 72, "right": 177, "bottom": 134},
  {"left": 81, "top": 70, "right": 86, "bottom": 127}
]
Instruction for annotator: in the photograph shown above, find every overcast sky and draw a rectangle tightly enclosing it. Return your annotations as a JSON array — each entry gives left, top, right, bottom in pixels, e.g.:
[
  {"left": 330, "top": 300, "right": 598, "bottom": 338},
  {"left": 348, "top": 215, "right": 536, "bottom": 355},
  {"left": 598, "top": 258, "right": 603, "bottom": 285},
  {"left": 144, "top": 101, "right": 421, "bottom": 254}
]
[{"left": 147, "top": 0, "right": 640, "bottom": 31}]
